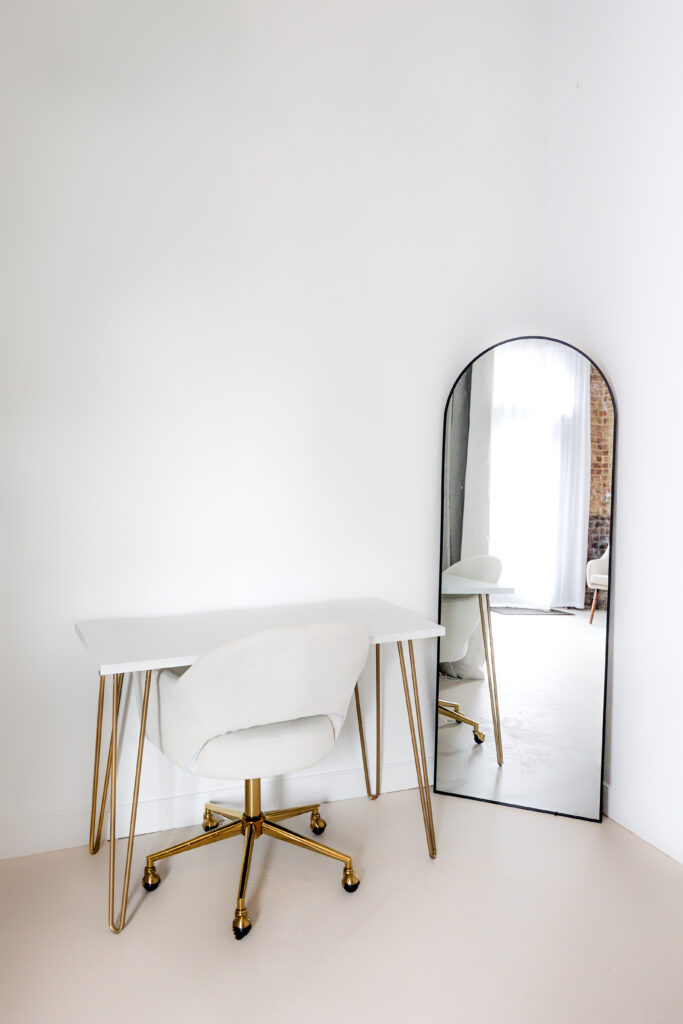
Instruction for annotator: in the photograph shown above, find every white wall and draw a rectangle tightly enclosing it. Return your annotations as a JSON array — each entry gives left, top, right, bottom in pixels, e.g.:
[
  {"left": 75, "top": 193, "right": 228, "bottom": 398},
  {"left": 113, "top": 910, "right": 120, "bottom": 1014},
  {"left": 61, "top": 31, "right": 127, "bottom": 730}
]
[
  {"left": 5, "top": 1, "right": 680, "bottom": 867},
  {"left": 0, "top": 1, "right": 546, "bottom": 858},
  {"left": 540, "top": 1, "right": 683, "bottom": 861}
]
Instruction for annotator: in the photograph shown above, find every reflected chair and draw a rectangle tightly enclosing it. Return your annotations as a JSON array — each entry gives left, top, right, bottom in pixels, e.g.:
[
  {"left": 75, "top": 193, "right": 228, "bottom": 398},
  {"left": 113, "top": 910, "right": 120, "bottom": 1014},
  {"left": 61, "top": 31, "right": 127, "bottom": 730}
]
[
  {"left": 439, "top": 555, "right": 502, "bottom": 751},
  {"left": 586, "top": 545, "right": 609, "bottom": 624},
  {"left": 138, "top": 622, "right": 369, "bottom": 939}
]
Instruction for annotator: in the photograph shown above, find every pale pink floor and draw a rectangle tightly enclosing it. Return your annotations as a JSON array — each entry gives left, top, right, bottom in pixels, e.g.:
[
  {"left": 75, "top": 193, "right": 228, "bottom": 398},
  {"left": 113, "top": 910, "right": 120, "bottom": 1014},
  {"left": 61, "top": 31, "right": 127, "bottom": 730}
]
[{"left": 1, "top": 788, "right": 681, "bottom": 1024}]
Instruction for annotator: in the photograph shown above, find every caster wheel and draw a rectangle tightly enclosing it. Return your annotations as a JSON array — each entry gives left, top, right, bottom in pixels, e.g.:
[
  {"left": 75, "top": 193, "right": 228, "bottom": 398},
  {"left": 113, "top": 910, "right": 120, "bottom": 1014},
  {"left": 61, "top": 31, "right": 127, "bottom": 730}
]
[
  {"left": 310, "top": 811, "right": 326, "bottom": 835},
  {"left": 203, "top": 822, "right": 220, "bottom": 832},
  {"left": 233, "top": 907, "right": 251, "bottom": 939},
  {"left": 342, "top": 866, "right": 360, "bottom": 893},
  {"left": 473, "top": 731, "right": 485, "bottom": 744},
  {"left": 142, "top": 866, "right": 161, "bottom": 892},
  {"left": 202, "top": 811, "right": 220, "bottom": 832}
]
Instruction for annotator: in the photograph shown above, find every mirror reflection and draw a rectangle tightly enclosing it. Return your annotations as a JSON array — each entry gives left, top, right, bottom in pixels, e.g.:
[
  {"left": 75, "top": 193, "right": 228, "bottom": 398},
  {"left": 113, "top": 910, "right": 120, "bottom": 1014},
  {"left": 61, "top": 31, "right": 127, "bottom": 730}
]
[{"left": 435, "top": 337, "right": 614, "bottom": 820}]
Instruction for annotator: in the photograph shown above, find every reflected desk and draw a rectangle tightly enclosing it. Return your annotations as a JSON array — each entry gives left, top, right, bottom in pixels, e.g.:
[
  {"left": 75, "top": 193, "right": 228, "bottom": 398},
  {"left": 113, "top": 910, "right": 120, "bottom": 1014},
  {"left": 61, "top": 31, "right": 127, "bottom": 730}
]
[
  {"left": 76, "top": 598, "right": 444, "bottom": 932},
  {"left": 439, "top": 575, "right": 514, "bottom": 765}
]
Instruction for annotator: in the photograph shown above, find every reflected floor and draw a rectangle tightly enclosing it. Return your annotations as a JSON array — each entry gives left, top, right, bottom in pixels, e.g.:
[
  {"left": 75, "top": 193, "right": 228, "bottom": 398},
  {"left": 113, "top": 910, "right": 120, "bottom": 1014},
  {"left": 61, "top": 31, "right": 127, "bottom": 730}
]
[{"left": 435, "top": 607, "right": 606, "bottom": 818}]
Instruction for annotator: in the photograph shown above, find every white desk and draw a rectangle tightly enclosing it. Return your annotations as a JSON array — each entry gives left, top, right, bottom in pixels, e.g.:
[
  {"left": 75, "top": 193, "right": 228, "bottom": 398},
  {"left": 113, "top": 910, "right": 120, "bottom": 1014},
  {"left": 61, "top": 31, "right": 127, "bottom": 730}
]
[
  {"left": 77, "top": 598, "right": 444, "bottom": 932},
  {"left": 440, "top": 576, "right": 514, "bottom": 765},
  {"left": 441, "top": 574, "right": 514, "bottom": 597}
]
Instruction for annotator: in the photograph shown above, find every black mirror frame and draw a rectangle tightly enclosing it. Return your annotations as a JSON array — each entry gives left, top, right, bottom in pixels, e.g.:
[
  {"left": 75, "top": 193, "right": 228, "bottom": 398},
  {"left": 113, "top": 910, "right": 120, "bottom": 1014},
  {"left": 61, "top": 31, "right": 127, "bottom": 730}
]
[{"left": 433, "top": 335, "right": 617, "bottom": 822}]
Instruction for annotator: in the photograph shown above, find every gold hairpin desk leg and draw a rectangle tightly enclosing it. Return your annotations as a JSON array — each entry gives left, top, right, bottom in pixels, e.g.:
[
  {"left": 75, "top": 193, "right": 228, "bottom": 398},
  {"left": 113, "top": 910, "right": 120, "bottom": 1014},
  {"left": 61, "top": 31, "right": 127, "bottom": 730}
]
[
  {"left": 479, "top": 595, "right": 503, "bottom": 766},
  {"left": 89, "top": 675, "right": 124, "bottom": 855},
  {"left": 89, "top": 675, "right": 106, "bottom": 854},
  {"left": 354, "top": 645, "right": 381, "bottom": 800},
  {"left": 89, "top": 669, "right": 152, "bottom": 933},
  {"left": 397, "top": 640, "right": 437, "bottom": 859}
]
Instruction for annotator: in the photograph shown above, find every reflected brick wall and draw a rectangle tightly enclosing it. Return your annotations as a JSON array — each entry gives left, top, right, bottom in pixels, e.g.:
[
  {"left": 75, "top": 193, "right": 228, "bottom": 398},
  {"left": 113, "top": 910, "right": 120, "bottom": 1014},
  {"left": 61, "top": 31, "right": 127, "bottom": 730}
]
[{"left": 586, "top": 366, "right": 614, "bottom": 607}]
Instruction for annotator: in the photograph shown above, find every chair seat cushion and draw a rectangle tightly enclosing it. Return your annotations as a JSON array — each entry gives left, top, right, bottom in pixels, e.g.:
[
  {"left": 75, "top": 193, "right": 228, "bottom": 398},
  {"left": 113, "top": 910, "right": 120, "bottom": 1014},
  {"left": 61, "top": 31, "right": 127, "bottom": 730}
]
[
  {"left": 190, "top": 714, "right": 336, "bottom": 780},
  {"left": 591, "top": 574, "right": 608, "bottom": 588}
]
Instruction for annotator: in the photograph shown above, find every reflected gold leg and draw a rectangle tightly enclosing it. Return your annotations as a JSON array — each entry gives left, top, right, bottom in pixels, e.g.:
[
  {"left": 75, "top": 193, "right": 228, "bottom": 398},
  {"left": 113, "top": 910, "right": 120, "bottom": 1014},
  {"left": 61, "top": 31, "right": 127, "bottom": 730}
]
[
  {"left": 479, "top": 596, "right": 503, "bottom": 766},
  {"left": 354, "top": 645, "right": 381, "bottom": 800},
  {"left": 108, "top": 669, "right": 152, "bottom": 934},
  {"left": 486, "top": 595, "right": 503, "bottom": 759},
  {"left": 397, "top": 641, "right": 437, "bottom": 859},
  {"left": 589, "top": 588, "right": 599, "bottom": 624},
  {"left": 438, "top": 702, "right": 485, "bottom": 740}
]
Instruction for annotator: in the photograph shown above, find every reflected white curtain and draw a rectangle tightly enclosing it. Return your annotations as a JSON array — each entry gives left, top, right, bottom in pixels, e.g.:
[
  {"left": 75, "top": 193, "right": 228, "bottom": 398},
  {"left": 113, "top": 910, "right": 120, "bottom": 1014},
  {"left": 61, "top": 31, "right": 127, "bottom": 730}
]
[
  {"left": 487, "top": 341, "right": 590, "bottom": 609},
  {"left": 461, "top": 355, "right": 494, "bottom": 560},
  {"left": 442, "top": 399, "right": 454, "bottom": 569}
]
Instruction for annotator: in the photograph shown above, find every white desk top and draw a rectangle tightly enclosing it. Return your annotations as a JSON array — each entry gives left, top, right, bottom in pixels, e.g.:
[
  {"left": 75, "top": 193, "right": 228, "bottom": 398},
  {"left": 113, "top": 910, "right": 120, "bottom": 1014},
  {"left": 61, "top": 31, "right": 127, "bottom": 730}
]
[
  {"left": 76, "top": 598, "right": 445, "bottom": 676},
  {"left": 441, "top": 574, "right": 515, "bottom": 596}
]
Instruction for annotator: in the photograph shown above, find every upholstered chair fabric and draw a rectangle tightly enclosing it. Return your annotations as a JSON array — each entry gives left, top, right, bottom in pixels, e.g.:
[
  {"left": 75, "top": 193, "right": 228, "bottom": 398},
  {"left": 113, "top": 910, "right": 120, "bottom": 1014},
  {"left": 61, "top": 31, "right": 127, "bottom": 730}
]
[
  {"left": 440, "top": 555, "right": 502, "bottom": 668},
  {"left": 586, "top": 546, "right": 609, "bottom": 590},
  {"left": 138, "top": 622, "right": 369, "bottom": 779}
]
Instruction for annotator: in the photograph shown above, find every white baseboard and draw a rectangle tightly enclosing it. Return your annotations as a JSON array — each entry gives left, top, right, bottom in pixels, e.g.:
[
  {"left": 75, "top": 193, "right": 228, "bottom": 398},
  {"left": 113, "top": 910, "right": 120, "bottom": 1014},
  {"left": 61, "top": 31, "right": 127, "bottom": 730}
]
[
  {"left": 602, "top": 782, "right": 682, "bottom": 864},
  {"left": 115, "top": 758, "right": 427, "bottom": 840},
  {"left": 0, "top": 759, "right": 431, "bottom": 859}
]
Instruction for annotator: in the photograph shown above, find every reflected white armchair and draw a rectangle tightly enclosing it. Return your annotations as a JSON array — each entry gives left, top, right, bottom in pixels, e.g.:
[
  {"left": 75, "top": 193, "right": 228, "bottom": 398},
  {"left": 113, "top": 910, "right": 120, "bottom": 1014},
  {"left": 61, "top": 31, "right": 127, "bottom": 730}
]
[
  {"left": 439, "top": 555, "right": 502, "bottom": 749},
  {"left": 586, "top": 545, "right": 609, "bottom": 624},
  {"left": 138, "top": 622, "right": 369, "bottom": 940}
]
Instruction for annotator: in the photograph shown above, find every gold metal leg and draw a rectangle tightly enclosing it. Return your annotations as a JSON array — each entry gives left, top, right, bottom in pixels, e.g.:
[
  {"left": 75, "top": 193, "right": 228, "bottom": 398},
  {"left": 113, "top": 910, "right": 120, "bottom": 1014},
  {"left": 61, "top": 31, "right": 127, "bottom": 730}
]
[
  {"left": 263, "top": 803, "right": 320, "bottom": 823},
  {"left": 108, "top": 669, "right": 152, "bottom": 934},
  {"left": 89, "top": 675, "right": 106, "bottom": 854},
  {"left": 479, "top": 595, "right": 503, "bottom": 766},
  {"left": 204, "top": 802, "right": 242, "bottom": 823},
  {"left": 262, "top": 820, "right": 359, "bottom": 890},
  {"left": 89, "top": 674, "right": 123, "bottom": 854},
  {"left": 437, "top": 701, "right": 485, "bottom": 740},
  {"left": 233, "top": 823, "right": 256, "bottom": 938},
  {"left": 354, "top": 644, "right": 381, "bottom": 799},
  {"left": 143, "top": 818, "right": 243, "bottom": 890},
  {"left": 397, "top": 641, "right": 437, "bottom": 859},
  {"left": 133, "top": 775, "right": 361, "bottom": 939}
]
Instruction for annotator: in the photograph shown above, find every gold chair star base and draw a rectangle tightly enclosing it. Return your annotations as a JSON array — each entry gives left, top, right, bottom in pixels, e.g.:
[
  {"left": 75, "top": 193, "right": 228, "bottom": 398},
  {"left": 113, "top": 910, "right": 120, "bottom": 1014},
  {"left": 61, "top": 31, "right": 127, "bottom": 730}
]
[
  {"left": 141, "top": 779, "right": 360, "bottom": 940},
  {"left": 437, "top": 595, "right": 504, "bottom": 765},
  {"left": 437, "top": 700, "right": 485, "bottom": 743}
]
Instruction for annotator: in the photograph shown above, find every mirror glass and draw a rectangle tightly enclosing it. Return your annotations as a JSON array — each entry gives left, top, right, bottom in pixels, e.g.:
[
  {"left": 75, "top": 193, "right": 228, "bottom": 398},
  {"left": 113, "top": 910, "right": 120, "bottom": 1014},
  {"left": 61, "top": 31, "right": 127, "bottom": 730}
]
[{"left": 434, "top": 337, "right": 614, "bottom": 820}]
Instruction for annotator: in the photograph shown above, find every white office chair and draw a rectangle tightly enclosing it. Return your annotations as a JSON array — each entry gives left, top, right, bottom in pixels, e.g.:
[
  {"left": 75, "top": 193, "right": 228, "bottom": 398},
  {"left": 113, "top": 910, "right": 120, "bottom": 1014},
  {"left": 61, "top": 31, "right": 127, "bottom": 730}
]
[
  {"left": 439, "top": 555, "right": 502, "bottom": 746},
  {"left": 586, "top": 545, "right": 609, "bottom": 623},
  {"left": 138, "top": 622, "right": 369, "bottom": 939}
]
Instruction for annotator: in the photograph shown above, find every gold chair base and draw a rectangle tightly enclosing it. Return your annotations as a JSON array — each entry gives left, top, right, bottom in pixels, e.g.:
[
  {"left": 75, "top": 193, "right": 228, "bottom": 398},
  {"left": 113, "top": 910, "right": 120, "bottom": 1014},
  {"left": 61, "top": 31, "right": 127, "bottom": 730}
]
[
  {"left": 143, "top": 779, "right": 360, "bottom": 940},
  {"left": 437, "top": 701, "right": 485, "bottom": 743},
  {"left": 436, "top": 596, "right": 503, "bottom": 765}
]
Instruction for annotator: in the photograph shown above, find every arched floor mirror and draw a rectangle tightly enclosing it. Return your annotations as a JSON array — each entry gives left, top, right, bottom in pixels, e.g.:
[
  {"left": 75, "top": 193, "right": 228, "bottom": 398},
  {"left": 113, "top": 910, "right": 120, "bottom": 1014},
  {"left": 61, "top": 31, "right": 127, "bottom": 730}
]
[{"left": 434, "top": 336, "right": 615, "bottom": 820}]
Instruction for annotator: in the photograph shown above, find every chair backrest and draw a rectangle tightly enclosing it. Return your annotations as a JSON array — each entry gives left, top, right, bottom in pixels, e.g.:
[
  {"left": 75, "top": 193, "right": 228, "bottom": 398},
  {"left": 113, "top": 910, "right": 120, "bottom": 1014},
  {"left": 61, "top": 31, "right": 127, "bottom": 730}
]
[
  {"left": 153, "top": 622, "right": 369, "bottom": 770},
  {"left": 443, "top": 555, "right": 502, "bottom": 584},
  {"left": 440, "top": 556, "right": 502, "bottom": 664},
  {"left": 586, "top": 545, "right": 610, "bottom": 586}
]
